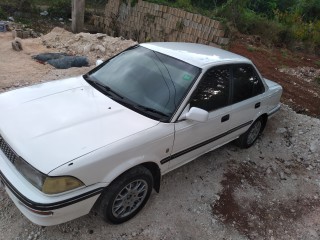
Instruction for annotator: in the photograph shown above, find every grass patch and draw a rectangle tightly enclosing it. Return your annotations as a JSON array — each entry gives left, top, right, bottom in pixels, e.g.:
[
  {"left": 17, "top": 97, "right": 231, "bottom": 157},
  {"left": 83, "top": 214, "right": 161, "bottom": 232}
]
[
  {"left": 281, "top": 49, "right": 288, "bottom": 58},
  {"left": 247, "top": 45, "right": 255, "bottom": 52}
]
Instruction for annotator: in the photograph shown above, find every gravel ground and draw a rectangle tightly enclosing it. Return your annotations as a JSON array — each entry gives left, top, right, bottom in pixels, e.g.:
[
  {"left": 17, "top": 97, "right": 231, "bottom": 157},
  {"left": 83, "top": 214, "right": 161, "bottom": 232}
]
[{"left": 0, "top": 30, "right": 320, "bottom": 240}]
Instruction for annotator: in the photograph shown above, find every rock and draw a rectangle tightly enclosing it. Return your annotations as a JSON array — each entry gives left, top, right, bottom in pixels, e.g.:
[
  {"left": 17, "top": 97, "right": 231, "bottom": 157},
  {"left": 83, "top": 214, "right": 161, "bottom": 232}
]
[
  {"left": 96, "top": 34, "right": 107, "bottom": 40},
  {"left": 307, "top": 165, "right": 313, "bottom": 171},
  {"left": 276, "top": 128, "right": 287, "bottom": 134},
  {"left": 310, "top": 141, "right": 319, "bottom": 153},
  {"left": 83, "top": 44, "right": 92, "bottom": 54},
  {"left": 96, "top": 45, "right": 106, "bottom": 53},
  {"left": 90, "top": 44, "right": 97, "bottom": 51},
  {"left": 284, "top": 168, "right": 291, "bottom": 175},
  {"left": 266, "top": 168, "right": 272, "bottom": 174},
  {"left": 40, "top": 11, "right": 48, "bottom": 16},
  {"left": 11, "top": 38, "right": 23, "bottom": 51},
  {"left": 309, "top": 229, "right": 319, "bottom": 238},
  {"left": 214, "top": 194, "right": 220, "bottom": 201},
  {"left": 279, "top": 172, "right": 286, "bottom": 180}
]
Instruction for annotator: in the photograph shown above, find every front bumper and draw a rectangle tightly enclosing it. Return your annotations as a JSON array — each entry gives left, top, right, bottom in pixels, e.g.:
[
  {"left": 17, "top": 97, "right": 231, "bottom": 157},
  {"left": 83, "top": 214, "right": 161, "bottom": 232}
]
[{"left": 0, "top": 151, "right": 104, "bottom": 226}]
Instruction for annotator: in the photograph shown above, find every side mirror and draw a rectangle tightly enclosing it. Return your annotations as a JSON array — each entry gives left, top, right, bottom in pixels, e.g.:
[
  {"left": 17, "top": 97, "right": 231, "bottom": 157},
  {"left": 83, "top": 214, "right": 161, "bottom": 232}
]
[
  {"left": 185, "top": 107, "right": 209, "bottom": 122},
  {"left": 96, "top": 60, "right": 103, "bottom": 66}
]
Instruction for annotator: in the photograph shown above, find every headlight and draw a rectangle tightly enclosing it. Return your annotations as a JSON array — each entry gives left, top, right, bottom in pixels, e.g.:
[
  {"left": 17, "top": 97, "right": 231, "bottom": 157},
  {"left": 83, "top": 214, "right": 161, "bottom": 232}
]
[
  {"left": 14, "top": 157, "right": 84, "bottom": 194},
  {"left": 42, "top": 176, "right": 84, "bottom": 194},
  {"left": 14, "top": 157, "right": 46, "bottom": 190}
]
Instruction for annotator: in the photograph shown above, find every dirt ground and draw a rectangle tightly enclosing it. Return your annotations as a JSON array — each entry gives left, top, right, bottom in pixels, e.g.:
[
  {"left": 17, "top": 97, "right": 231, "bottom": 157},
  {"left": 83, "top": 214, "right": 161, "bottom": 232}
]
[
  {"left": 229, "top": 38, "right": 320, "bottom": 118},
  {"left": 0, "top": 30, "right": 320, "bottom": 240}
]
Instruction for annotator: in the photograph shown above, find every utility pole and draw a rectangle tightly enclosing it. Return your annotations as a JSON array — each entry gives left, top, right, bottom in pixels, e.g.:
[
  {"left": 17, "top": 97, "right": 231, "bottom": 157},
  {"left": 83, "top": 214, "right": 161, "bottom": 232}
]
[{"left": 72, "top": 0, "right": 85, "bottom": 33}]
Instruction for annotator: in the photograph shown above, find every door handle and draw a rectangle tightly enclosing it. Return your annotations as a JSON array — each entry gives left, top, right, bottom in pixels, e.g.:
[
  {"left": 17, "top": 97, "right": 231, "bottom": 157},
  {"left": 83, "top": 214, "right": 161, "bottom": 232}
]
[
  {"left": 255, "top": 102, "right": 261, "bottom": 109},
  {"left": 221, "top": 114, "right": 230, "bottom": 122}
]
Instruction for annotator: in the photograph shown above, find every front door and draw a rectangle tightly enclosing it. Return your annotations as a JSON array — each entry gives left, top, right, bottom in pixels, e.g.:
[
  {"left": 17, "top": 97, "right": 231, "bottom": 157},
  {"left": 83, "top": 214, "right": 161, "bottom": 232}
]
[{"left": 167, "top": 65, "right": 233, "bottom": 171}]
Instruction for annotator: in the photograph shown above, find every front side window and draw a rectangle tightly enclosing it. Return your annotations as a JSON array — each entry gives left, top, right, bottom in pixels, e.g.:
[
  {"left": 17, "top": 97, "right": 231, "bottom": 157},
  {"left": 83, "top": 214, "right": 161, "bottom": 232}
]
[
  {"left": 232, "top": 65, "right": 265, "bottom": 103},
  {"left": 86, "top": 46, "right": 200, "bottom": 121},
  {"left": 190, "top": 66, "right": 230, "bottom": 112}
]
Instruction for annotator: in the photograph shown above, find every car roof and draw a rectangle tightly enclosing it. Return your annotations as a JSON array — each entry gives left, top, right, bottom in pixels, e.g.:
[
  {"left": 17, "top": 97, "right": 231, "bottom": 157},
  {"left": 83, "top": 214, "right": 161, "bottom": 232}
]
[{"left": 140, "top": 42, "right": 251, "bottom": 68}]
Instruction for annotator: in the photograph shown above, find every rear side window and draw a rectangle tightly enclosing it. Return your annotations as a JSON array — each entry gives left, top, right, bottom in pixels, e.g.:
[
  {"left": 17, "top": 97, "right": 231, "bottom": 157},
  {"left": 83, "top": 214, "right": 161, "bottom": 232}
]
[
  {"left": 190, "top": 66, "right": 230, "bottom": 112},
  {"left": 232, "top": 65, "right": 264, "bottom": 103}
]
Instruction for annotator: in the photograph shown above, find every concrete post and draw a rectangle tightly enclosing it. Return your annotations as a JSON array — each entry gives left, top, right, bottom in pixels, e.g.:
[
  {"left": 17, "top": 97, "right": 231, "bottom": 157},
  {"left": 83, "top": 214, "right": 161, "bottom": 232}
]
[{"left": 72, "top": 0, "right": 85, "bottom": 33}]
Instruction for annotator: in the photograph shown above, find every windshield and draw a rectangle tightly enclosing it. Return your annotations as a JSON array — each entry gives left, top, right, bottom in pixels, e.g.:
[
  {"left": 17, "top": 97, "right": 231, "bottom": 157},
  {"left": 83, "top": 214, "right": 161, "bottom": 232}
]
[{"left": 86, "top": 46, "right": 200, "bottom": 121}]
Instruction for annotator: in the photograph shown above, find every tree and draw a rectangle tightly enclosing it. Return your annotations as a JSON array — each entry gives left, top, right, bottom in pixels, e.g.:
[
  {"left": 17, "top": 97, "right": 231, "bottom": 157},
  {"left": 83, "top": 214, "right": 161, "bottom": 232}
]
[{"left": 298, "top": 0, "right": 320, "bottom": 22}]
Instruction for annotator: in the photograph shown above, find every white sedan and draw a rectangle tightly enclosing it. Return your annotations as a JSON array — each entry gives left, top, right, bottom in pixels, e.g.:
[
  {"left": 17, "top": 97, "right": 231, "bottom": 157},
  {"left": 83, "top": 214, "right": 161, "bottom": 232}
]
[{"left": 0, "top": 42, "right": 282, "bottom": 226}]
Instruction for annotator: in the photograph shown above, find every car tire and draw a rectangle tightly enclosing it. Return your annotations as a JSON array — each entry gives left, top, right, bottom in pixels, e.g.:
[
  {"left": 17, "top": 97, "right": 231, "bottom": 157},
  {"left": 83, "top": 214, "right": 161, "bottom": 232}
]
[
  {"left": 100, "top": 166, "right": 153, "bottom": 224},
  {"left": 237, "top": 118, "right": 264, "bottom": 148}
]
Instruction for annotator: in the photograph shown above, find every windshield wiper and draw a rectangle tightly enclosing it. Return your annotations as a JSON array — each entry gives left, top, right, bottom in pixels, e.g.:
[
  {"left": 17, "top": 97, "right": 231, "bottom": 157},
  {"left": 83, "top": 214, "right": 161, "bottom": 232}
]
[
  {"left": 135, "top": 105, "right": 169, "bottom": 118},
  {"left": 83, "top": 74, "right": 95, "bottom": 83},
  {"left": 83, "top": 74, "right": 124, "bottom": 100},
  {"left": 84, "top": 74, "right": 169, "bottom": 120},
  {"left": 95, "top": 82, "right": 125, "bottom": 100}
]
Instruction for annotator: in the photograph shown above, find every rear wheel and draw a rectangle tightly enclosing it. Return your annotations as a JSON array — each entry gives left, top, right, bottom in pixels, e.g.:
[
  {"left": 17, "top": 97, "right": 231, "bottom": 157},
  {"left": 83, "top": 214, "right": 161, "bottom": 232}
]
[
  {"left": 100, "top": 166, "right": 153, "bottom": 224},
  {"left": 237, "top": 118, "right": 264, "bottom": 148}
]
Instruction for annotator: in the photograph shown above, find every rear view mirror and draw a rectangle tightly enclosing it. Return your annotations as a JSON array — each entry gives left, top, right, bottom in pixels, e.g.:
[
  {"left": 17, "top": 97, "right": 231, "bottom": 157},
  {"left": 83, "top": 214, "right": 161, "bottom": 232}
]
[{"left": 185, "top": 107, "right": 209, "bottom": 122}]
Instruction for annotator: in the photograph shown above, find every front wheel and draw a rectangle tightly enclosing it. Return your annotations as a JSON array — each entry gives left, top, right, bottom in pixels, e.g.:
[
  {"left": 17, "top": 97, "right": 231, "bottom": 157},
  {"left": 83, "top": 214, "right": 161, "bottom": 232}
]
[
  {"left": 100, "top": 166, "right": 153, "bottom": 224},
  {"left": 237, "top": 118, "right": 264, "bottom": 148}
]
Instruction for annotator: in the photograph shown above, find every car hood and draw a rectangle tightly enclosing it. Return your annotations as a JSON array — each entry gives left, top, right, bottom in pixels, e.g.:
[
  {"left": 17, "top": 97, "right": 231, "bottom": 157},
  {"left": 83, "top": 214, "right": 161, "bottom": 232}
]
[{"left": 0, "top": 76, "right": 159, "bottom": 174}]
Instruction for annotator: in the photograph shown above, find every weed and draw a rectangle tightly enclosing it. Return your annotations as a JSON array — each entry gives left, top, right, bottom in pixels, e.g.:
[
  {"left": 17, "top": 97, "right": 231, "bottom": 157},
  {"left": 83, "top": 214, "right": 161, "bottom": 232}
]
[
  {"left": 144, "top": 13, "right": 155, "bottom": 23},
  {"left": 279, "top": 65, "right": 288, "bottom": 70},
  {"left": 315, "top": 60, "right": 320, "bottom": 67},
  {"left": 247, "top": 45, "right": 255, "bottom": 52},
  {"left": 281, "top": 49, "right": 288, "bottom": 58},
  {"left": 131, "top": 0, "right": 138, "bottom": 7},
  {"left": 176, "top": 20, "right": 184, "bottom": 31},
  {"left": 316, "top": 77, "right": 320, "bottom": 84}
]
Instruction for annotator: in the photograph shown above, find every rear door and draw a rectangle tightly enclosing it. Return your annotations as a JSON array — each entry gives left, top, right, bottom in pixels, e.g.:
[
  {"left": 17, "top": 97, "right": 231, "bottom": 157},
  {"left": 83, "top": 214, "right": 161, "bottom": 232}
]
[{"left": 228, "top": 64, "right": 266, "bottom": 139}]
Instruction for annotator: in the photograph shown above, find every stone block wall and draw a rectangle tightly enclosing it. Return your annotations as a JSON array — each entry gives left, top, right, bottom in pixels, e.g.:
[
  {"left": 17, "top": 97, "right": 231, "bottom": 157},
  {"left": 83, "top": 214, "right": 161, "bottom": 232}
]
[{"left": 93, "top": 0, "right": 229, "bottom": 45}]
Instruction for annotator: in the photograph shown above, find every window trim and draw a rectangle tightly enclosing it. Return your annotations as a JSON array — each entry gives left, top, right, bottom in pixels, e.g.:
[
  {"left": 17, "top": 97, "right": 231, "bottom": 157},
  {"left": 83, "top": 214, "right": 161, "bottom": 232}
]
[
  {"left": 230, "top": 63, "right": 265, "bottom": 104},
  {"left": 185, "top": 63, "right": 266, "bottom": 113},
  {"left": 188, "top": 65, "right": 233, "bottom": 113}
]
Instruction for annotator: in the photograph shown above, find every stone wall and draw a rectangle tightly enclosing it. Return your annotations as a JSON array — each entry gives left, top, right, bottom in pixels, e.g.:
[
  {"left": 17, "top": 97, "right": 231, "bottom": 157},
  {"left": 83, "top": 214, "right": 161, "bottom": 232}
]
[{"left": 93, "top": 0, "right": 229, "bottom": 45}]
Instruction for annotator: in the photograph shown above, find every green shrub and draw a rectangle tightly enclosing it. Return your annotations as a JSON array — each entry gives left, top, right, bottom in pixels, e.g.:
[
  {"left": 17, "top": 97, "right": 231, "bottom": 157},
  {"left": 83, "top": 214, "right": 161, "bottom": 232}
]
[
  {"left": 144, "top": 0, "right": 320, "bottom": 52},
  {"left": 247, "top": 0, "right": 277, "bottom": 18},
  {"left": 217, "top": 2, "right": 285, "bottom": 46},
  {"left": 48, "top": 0, "right": 71, "bottom": 19},
  {"left": 0, "top": 6, "right": 7, "bottom": 19},
  {"left": 247, "top": 45, "right": 255, "bottom": 52},
  {"left": 297, "top": 0, "right": 320, "bottom": 22},
  {"left": 131, "top": 0, "right": 138, "bottom": 7},
  {"left": 276, "top": 0, "right": 298, "bottom": 12}
]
